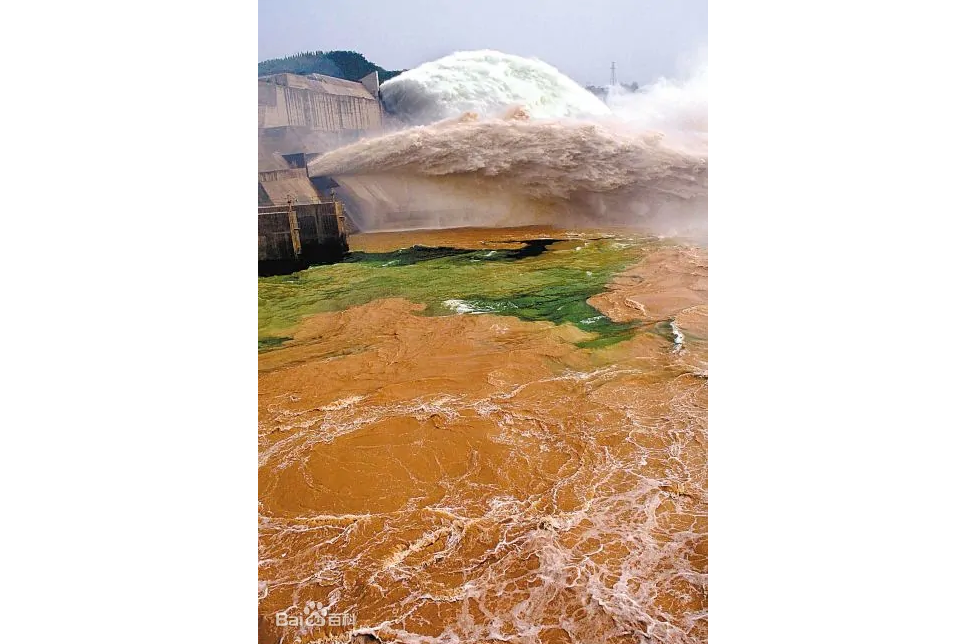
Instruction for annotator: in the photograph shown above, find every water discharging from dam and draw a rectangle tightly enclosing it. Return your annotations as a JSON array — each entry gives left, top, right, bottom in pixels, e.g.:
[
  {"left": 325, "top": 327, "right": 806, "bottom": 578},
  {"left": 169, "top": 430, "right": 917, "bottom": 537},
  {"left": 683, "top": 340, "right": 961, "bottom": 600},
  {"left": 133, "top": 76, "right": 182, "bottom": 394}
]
[
  {"left": 261, "top": 51, "right": 708, "bottom": 644},
  {"left": 308, "top": 50, "right": 707, "bottom": 241}
]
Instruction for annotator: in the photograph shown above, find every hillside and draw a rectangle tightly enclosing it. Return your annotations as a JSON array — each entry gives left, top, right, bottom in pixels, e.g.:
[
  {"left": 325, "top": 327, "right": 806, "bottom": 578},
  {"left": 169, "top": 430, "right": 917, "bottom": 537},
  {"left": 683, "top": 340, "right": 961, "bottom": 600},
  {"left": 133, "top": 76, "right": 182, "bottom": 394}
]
[{"left": 258, "top": 50, "right": 404, "bottom": 82}]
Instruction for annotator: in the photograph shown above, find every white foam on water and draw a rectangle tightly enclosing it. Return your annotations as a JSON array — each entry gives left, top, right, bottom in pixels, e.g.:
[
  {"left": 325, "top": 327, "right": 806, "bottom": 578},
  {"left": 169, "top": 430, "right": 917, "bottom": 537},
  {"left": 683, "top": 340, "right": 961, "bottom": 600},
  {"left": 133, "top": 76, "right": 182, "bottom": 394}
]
[
  {"left": 260, "top": 364, "right": 709, "bottom": 643},
  {"left": 670, "top": 320, "right": 685, "bottom": 352},
  {"left": 442, "top": 299, "right": 481, "bottom": 314}
]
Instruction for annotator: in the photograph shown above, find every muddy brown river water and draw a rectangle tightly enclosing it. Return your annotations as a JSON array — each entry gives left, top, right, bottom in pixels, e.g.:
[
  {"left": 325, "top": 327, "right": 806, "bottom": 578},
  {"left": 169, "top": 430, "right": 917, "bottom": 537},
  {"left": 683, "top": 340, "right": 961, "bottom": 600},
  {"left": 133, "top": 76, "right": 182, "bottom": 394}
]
[{"left": 258, "top": 227, "right": 707, "bottom": 644}]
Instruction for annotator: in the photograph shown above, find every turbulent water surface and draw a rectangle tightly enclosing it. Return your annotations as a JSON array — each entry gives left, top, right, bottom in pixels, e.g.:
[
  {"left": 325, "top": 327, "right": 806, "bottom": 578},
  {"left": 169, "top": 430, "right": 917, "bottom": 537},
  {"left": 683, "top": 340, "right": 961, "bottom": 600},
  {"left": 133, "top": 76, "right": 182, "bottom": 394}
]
[
  {"left": 258, "top": 228, "right": 707, "bottom": 644},
  {"left": 260, "top": 49, "right": 708, "bottom": 644},
  {"left": 308, "top": 50, "right": 707, "bottom": 238}
]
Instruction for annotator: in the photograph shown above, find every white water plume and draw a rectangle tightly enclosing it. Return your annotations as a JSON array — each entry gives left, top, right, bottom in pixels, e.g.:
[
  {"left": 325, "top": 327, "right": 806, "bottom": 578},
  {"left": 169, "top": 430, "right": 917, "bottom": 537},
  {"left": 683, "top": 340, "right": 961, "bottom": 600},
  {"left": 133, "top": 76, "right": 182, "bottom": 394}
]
[
  {"left": 308, "top": 50, "right": 708, "bottom": 239},
  {"left": 381, "top": 49, "right": 611, "bottom": 123}
]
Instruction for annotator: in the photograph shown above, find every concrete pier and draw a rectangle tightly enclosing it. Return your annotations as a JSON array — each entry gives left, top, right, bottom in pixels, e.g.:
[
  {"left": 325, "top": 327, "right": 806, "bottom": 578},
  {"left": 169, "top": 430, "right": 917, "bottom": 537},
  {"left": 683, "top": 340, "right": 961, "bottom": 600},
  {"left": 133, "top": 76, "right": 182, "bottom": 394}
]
[{"left": 258, "top": 200, "right": 349, "bottom": 276}]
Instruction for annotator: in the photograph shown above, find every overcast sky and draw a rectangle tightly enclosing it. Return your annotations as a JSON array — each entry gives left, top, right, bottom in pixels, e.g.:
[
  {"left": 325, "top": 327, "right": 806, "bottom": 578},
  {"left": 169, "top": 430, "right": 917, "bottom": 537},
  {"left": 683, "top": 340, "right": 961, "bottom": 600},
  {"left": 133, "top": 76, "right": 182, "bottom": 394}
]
[{"left": 259, "top": 0, "right": 707, "bottom": 87}]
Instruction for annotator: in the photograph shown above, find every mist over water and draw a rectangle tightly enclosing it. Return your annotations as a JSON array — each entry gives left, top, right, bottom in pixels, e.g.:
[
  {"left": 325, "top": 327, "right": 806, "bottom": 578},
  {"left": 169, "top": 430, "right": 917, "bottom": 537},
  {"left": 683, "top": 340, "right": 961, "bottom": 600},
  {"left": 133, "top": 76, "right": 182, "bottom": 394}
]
[
  {"left": 606, "top": 57, "right": 708, "bottom": 140},
  {"left": 307, "top": 50, "right": 708, "bottom": 240}
]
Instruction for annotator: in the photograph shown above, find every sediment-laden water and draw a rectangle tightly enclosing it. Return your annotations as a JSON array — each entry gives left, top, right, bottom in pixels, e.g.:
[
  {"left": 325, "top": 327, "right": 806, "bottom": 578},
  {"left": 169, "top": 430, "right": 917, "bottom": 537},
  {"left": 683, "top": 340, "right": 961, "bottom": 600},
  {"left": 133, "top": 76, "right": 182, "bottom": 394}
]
[
  {"left": 258, "top": 228, "right": 707, "bottom": 644},
  {"left": 308, "top": 50, "right": 707, "bottom": 238}
]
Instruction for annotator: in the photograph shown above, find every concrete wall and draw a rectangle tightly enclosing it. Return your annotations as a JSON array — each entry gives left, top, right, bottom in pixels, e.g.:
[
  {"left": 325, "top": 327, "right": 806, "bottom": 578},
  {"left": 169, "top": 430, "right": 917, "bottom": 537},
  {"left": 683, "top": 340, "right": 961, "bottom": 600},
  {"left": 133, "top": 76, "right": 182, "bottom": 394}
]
[
  {"left": 259, "top": 142, "right": 291, "bottom": 172},
  {"left": 258, "top": 79, "right": 382, "bottom": 132},
  {"left": 258, "top": 203, "right": 349, "bottom": 275},
  {"left": 359, "top": 71, "right": 380, "bottom": 99},
  {"left": 258, "top": 73, "right": 383, "bottom": 159},
  {"left": 258, "top": 211, "right": 299, "bottom": 262},
  {"left": 258, "top": 168, "right": 322, "bottom": 207},
  {"left": 259, "top": 125, "right": 367, "bottom": 157}
]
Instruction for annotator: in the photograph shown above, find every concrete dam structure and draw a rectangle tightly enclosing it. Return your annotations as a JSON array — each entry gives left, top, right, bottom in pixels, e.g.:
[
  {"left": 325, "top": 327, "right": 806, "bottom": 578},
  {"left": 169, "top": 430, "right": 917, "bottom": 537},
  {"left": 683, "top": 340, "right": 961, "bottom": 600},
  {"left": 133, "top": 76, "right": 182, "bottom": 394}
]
[
  {"left": 257, "top": 68, "right": 528, "bottom": 233},
  {"left": 258, "top": 72, "right": 383, "bottom": 159},
  {"left": 258, "top": 71, "right": 394, "bottom": 235}
]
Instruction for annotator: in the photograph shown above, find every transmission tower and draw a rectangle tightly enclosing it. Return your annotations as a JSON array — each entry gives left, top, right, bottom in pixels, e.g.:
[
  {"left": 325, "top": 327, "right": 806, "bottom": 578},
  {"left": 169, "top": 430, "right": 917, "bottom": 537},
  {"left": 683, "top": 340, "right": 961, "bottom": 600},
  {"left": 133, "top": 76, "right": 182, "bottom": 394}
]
[{"left": 610, "top": 62, "right": 618, "bottom": 87}]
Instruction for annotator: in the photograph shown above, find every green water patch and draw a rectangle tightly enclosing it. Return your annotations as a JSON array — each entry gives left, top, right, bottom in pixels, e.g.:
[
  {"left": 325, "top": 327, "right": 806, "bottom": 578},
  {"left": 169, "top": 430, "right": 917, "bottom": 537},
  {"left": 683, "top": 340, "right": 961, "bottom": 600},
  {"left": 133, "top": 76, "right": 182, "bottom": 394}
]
[
  {"left": 342, "top": 238, "right": 561, "bottom": 268},
  {"left": 344, "top": 245, "right": 479, "bottom": 267},
  {"left": 443, "top": 285, "right": 640, "bottom": 349},
  {"left": 258, "top": 336, "right": 292, "bottom": 352},
  {"left": 258, "top": 236, "right": 651, "bottom": 350}
]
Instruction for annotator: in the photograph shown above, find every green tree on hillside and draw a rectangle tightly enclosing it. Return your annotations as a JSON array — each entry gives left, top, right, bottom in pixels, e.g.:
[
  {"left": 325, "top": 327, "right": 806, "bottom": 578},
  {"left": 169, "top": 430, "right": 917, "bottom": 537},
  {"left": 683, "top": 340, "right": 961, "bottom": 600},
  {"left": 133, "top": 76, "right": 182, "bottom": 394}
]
[{"left": 258, "top": 50, "right": 404, "bottom": 82}]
